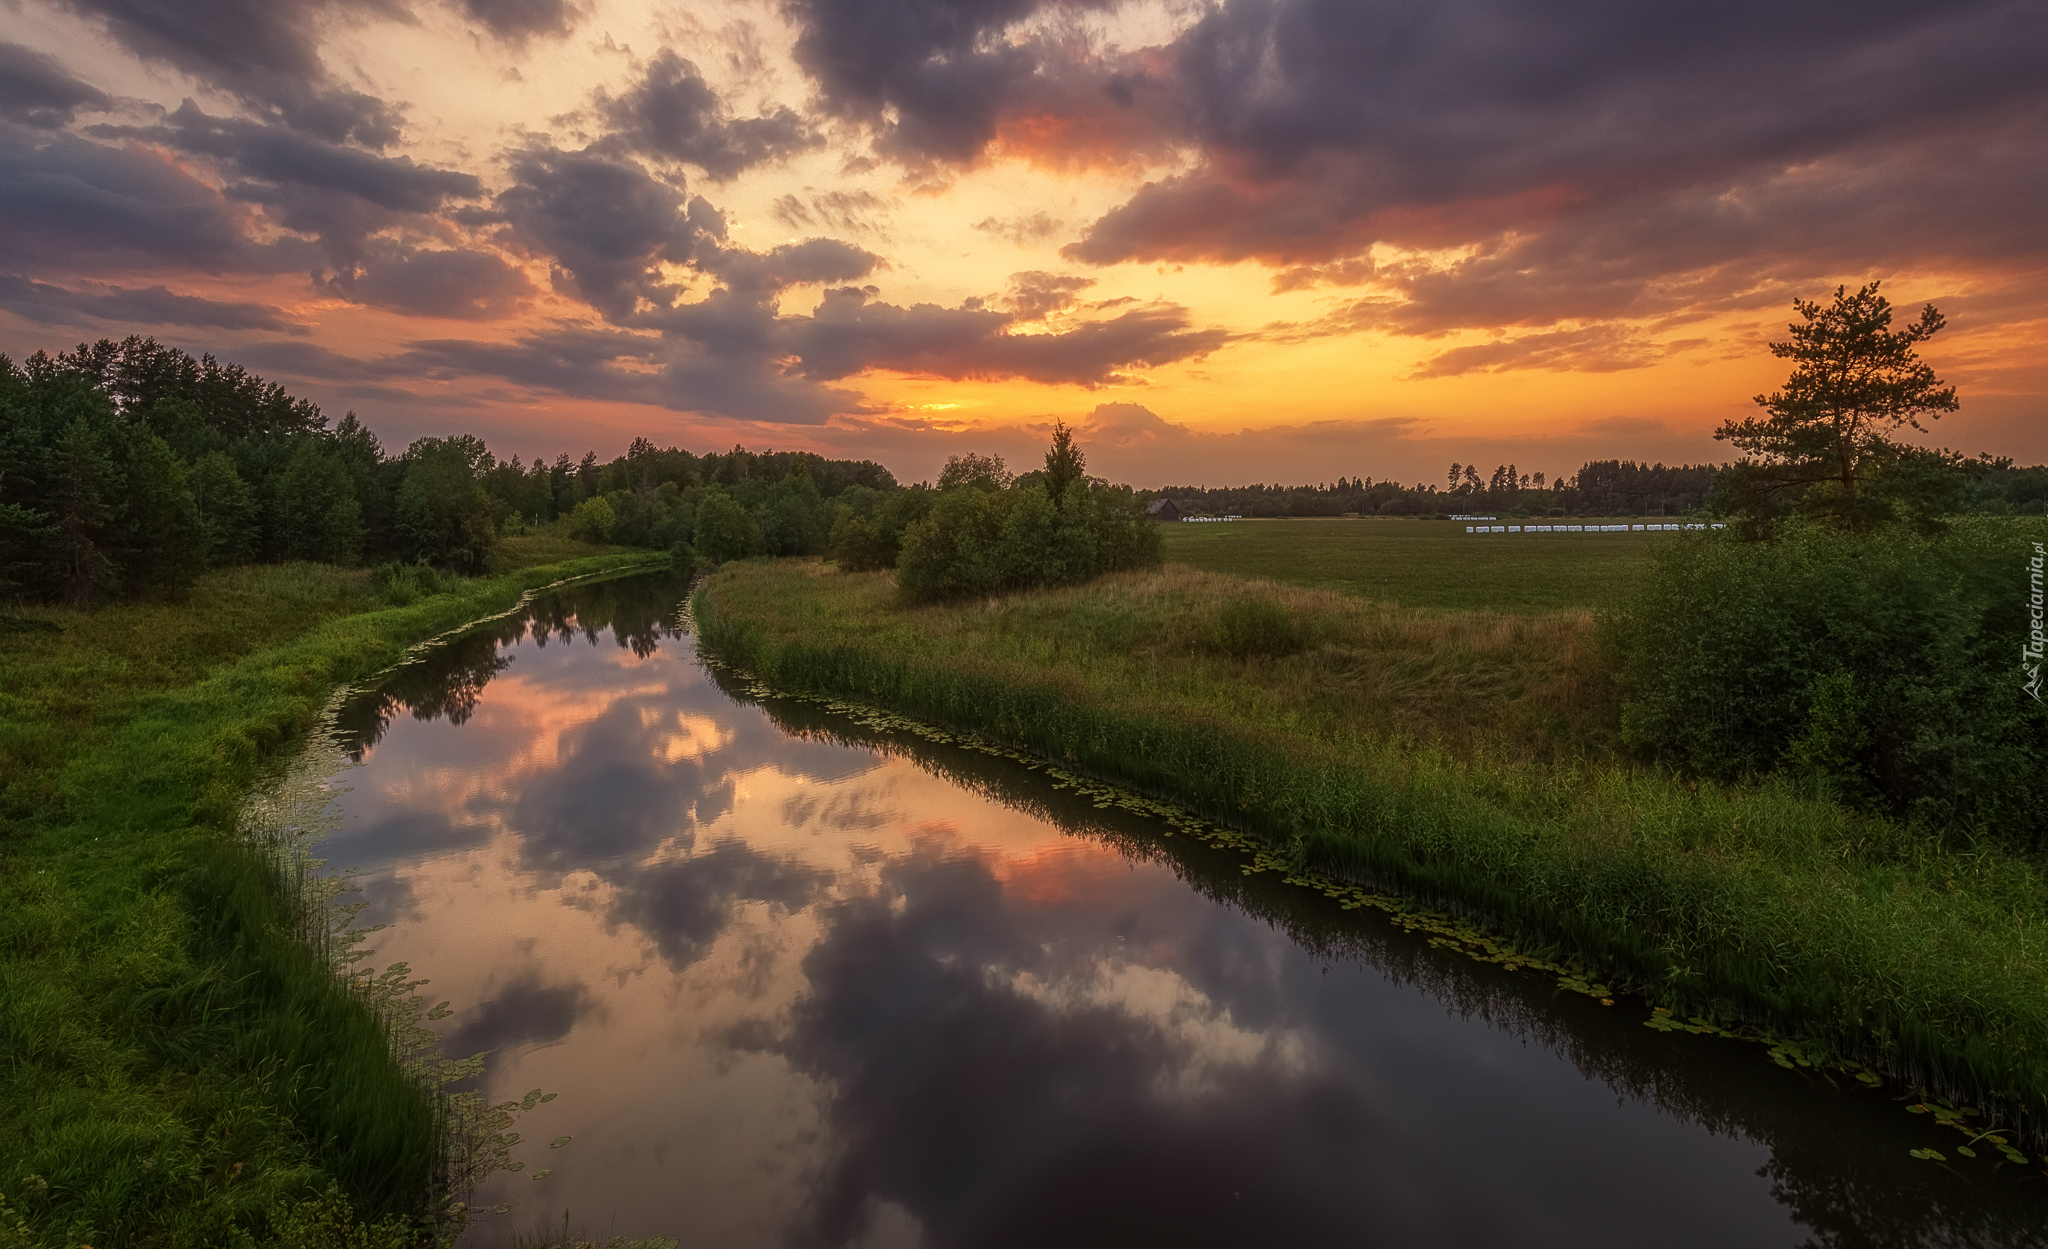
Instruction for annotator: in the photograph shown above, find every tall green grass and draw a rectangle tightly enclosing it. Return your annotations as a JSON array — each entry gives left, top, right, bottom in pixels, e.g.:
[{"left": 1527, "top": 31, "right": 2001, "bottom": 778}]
[
  {"left": 695, "top": 560, "right": 2048, "bottom": 1141},
  {"left": 0, "top": 546, "right": 663, "bottom": 1247}
]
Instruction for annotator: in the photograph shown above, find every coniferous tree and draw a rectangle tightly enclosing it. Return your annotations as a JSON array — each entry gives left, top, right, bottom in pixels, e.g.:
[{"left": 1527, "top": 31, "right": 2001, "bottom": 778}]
[
  {"left": 1043, "top": 421, "right": 1085, "bottom": 505},
  {"left": 52, "top": 415, "right": 118, "bottom": 604},
  {"left": 276, "top": 439, "right": 364, "bottom": 565},
  {"left": 119, "top": 429, "right": 205, "bottom": 595},
  {"left": 395, "top": 437, "right": 497, "bottom": 570},
  {"left": 190, "top": 450, "right": 260, "bottom": 565},
  {"left": 1715, "top": 282, "right": 1960, "bottom": 531}
]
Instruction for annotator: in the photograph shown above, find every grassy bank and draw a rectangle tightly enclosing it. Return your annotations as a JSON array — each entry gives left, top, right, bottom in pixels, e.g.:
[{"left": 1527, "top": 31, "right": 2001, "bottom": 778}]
[
  {"left": 0, "top": 538, "right": 664, "bottom": 1248},
  {"left": 1159, "top": 515, "right": 1665, "bottom": 611},
  {"left": 695, "top": 559, "right": 2048, "bottom": 1140}
]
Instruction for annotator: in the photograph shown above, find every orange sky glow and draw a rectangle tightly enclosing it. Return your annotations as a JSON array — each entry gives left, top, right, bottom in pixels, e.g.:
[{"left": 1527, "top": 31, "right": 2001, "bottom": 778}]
[{"left": 3, "top": 0, "right": 2042, "bottom": 485}]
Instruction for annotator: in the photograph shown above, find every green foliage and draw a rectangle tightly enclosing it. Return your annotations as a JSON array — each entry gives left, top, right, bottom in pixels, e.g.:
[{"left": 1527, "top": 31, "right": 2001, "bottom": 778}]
[
  {"left": 191, "top": 450, "right": 260, "bottom": 565},
  {"left": 1042, "top": 420, "right": 1084, "bottom": 505},
  {"left": 895, "top": 429, "right": 1160, "bottom": 602},
  {"left": 50, "top": 412, "right": 120, "bottom": 605},
  {"left": 276, "top": 438, "right": 365, "bottom": 566},
  {"left": 1205, "top": 595, "right": 1309, "bottom": 658},
  {"left": 694, "top": 491, "right": 762, "bottom": 565},
  {"left": 829, "top": 486, "right": 931, "bottom": 572},
  {"left": 118, "top": 429, "right": 207, "bottom": 596},
  {"left": 896, "top": 486, "right": 1007, "bottom": 600},
  {"left": 1607, "top": 519, "right": 2048, "bottom": 843},
  {"left": 396, "top": 438, "right": 497, "bottom": 571},
  {"left": 372, "top": 561, "right": 453, "bottom": 607},
  {"left": 936, "top": 451, "right": 1012, "bottom": 493},
  {"left": 756, "top": 470, "right": 827, "bottom": 556},
  {"left": 564, "top": 496, "right": 617, "bottom": 543}
]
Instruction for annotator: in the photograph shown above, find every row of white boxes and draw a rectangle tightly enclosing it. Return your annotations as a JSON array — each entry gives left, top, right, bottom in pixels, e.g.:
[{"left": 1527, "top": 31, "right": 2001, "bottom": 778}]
[{"left": 1465, "top": 522, "right": 1726, "bottom": 533}]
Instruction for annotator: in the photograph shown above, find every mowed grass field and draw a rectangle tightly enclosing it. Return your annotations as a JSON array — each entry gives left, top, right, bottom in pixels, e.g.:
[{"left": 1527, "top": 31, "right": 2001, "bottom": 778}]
[{"left": 1159, "top": 516, "right": 1670, "bottom": 611}]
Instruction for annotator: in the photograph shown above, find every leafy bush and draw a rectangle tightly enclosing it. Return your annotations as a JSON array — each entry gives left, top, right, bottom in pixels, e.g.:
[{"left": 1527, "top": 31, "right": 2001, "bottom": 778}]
[
  {"left": 1205, "top": 595, "right": 1310, "bottom": 658},
  {"left": 694, "top": 490, "right": 762, "bottom": 565},
  {"left": 830, "top": 486, "right": 931, "bottom": 571},
  {"left": 895, "top": 482, "right": 1158, "bottom": 603},
  {"left": 1607, "top": 518, "right": 2048, "bottom": 843},
  {"left": 564, "top": 495, "right": 617, "bottom": 542},
  {"left": 395, "top": 436, "right": 497, "bottom": 571},
  {"left": 372, "top": 561, "right": 451, "bottom": 606}
]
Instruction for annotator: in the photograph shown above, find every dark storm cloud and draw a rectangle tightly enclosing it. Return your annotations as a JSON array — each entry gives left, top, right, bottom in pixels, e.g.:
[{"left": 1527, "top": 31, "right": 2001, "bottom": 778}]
[
  {"left": 0, "top": 130, "right": 301, "bottom": 273},
  {"left": 1061, "top": 0, "right": 2048, "bottom": 267},
  {"left": 705, "top": 236, "right": 883, "bottom": 294},
  {"left": 599, "top": 48, "right": 819, "bottom": 180},
  {"left": 0, "top": 41, "right": 113, "bottom": 128},
  {"left": 783, "top": 0, "right": 2048, "bottom": 359},
  {"left": 401, "top": 326, "right": 868, "bottom": 424},
  {"left": 56, "top": 0, "right": 409, "bottom": 146},
  {"left": 610, "top": 839, "right": 832, "bottom": 970},
  {"left": 85, "top": 102, "right": 485, "bottom": 265},
  {"left": 322, "top": 243, "right": 534, "bottom": 320},
  {"left": 1261, "top": 120, "right": 2048, "bottom": 347},
  {"left": 455, "top": 0, "right": 583, "bottom": 43},
  {"left": 0, "top": 271, "right": 304, "bottom": 331},
  {"left": 231, "top": 338, "right": 412, "bottom": 381},
  {"left": 783, "top": 0, "right": 1116, "bottom": 165},
  {"left": 1030, "top": 0, "right": 2048, "bottom": 364},
  {"left": 107, "top": 103, "right": 483, "bottom": 211},
  {"left": 496, "top": 143, "right": 710, "bottom": 317},
  {"left": 786, "top": 285, "right": 1228, "bottom": 386}
]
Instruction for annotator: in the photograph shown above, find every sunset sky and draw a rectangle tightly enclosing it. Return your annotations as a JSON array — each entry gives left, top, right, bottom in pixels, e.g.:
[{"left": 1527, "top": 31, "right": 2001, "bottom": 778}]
[{"left": 3, "top": 0, "right": 2043, "bottom": 486}]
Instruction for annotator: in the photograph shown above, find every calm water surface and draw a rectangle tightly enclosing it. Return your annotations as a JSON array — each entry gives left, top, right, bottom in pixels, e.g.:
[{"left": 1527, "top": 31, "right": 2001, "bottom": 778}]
[{"left": 316, "top": 572, "right": 2047, "bottom": 1249}]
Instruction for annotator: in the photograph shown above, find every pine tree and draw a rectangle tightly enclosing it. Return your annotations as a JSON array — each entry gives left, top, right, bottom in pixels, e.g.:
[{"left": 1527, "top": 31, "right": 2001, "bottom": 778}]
[
  {"left": 119, "top": 429, "right": 205, "bottom": 595},
  {"left": 1043, "top": 421, "right": 1085, "bottom": 505},
  {"left": 52, "top": 415, "right": 118, "bottom": 604},
  {"left": 190, "top": 450, "right": 259, "bottom": 565},
  {"left": 1715, "top": 282, "right": 1959, "bottom": 530}
]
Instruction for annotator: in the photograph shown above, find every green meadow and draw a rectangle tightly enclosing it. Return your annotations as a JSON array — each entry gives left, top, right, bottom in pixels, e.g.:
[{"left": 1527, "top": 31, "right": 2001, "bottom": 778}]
[
  {"left": 0, "top": 537, "right": 659, "bottom": 1249},
  {"left": 1158, "top": 516, "right": 1668, "bottom": 611}
]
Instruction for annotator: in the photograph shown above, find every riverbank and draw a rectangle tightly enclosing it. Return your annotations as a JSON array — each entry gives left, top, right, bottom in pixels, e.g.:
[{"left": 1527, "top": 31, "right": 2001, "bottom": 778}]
[
  {"left": 0, "top": 540, "right": 667, "bottom": 1247},
  {"left": 694, "top": 559, "right": 2048, "bottom": 1145}
]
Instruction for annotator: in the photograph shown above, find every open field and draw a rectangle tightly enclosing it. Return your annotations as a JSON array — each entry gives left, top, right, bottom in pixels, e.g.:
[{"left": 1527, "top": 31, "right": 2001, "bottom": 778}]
[
  {"left": 697, "top": 558, "right": 2048, "bottom": 1138},
  {"left": 1159, "top": 516, "right": 1666, "bottom": 611},
  {"left": 0, "top": 536, "right": 654, "bottom": 1247}
]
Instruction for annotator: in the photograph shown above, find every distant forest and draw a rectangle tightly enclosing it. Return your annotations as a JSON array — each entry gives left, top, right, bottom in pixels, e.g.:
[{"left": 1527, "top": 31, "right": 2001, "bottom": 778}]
[
  {"left": 4, "top": 336, "right": 2043, "bottom": 606},
  {"left": 1156, "top": 454, "right": 2048, "bottom": 519}
]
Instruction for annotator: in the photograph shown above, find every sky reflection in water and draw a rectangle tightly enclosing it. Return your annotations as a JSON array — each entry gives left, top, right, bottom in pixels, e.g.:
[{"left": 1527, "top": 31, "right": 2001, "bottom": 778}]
[{"left": 318, "top": 573, "right": 2046, "bottom": 1249}]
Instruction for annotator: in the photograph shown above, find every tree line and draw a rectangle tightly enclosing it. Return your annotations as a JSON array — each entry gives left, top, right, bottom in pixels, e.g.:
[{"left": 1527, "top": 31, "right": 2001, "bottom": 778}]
[
  {"left": 1150, "top": 456, "right": 2044, "bottom": 522},
  {"left": 1151, "top": 463, "right": 1726, "bottom": 519},
  {"left": 0, "top": 337, "right": 899, "bottom": 604},
  {"left": 0, "top": 336, "right": 1158, "bottom": 609}
]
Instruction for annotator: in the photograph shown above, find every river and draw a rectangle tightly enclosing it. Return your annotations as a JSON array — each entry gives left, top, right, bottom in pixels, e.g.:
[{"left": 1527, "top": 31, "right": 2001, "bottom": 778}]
[{"left": 310, "top": 569, "right": 2045, "bottom": 1248}]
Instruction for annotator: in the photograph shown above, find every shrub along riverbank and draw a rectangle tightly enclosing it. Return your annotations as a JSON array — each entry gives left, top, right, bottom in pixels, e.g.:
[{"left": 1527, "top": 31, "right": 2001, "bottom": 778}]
[
  {"left": 0, "top": 539, "right": 664, "bottom": 1248},
  {"left": 694, "top": 554, "right": 2048, "bottom": 1141}
]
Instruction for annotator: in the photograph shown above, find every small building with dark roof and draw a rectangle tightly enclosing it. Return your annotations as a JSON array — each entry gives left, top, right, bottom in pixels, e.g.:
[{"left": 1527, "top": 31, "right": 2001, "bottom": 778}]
[{"left": 1145, "top": 498, "right": 1183, "bottom": 522}]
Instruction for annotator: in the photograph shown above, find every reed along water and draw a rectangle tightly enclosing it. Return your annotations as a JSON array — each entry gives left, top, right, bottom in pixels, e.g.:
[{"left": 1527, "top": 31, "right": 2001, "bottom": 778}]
[{"left": 316, "top": 570, "right": 2045, "bottom": 1249}]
